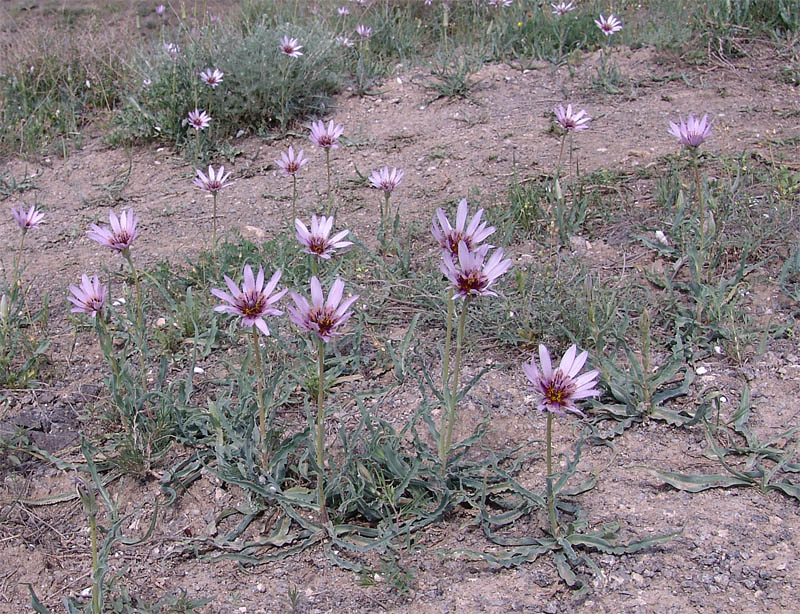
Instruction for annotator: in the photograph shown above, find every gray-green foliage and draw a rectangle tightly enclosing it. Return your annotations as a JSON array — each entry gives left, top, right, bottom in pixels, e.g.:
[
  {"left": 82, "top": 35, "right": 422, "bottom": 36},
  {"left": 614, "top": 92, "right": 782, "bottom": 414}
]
[{"left": 113, "top": 21, "right": 342, "bottom": 148}]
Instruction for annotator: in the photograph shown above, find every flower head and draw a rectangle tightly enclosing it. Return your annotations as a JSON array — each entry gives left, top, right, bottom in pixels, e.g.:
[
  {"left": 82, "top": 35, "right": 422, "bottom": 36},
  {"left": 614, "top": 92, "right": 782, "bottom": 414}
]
[
  {"left": 551, "top": 1, "right": 576, "bottom": 15},
  {"left": 668, "top": 113, "right": 714, "bottom": 148},
  {"left": 87, "top": 209, "right": 139, "bottom": 253},
  {"left": 295, "top": 215, "right": 352, "bottom": 260},
  {"left": 355, "top": 24, "right": 372, "bottom": 38},
  {"left": 211, "top": 265, "right": 287, "bottom": 336},
  {"left": 441, "top": 241, "right": 511, "bottom": 299},
  {"left": 186, "top": 108, "right": 211, "bottom": 131},
  {"left": 432, "top": 198, "right": 495, "bottom": 258},
  {"left": 309, "top": 120, "right": 344, "bottom": 149},
  {"left": 336, "top": 35, "right": 355, "bottom": 47},
  {"left": 279, "top": 36, "right": 303, "bottom": 58},
  {"left": 155, "top": 4, "right": 165, "bottom": 15},
  {"left": 199, "top": 67, "right": 224, "bottom": 88},
  {"left": 68, "top": 274, "right": 107, "bottom": 317},
  {"left": 288, "top": 277, "right": 358, "bottom": 342},
  {"left": 595, "top": 14, "right": 622, "bottom": 36},
  {"left": 554, "top": 104, "right": 591, "bottom": 132},
  {"left": 193, "top": 165, "right": 233, "bottom": 193},
  {"left": 163, "top": 42, "right": 180, "bottom": 55},
  {"left": 275, "top": 146, "right": 309, "bottom": 177},
  {"left": 11, "top": 204, "right": 44, "bottom": 232},
  {"left": 487, "top": 0, "right": 513, "bottom": 8},
  {"left": 369, "top": 166, "right": 404, "bottom": 194},
  {"left": 523, "top": 344, "right": 600, "bottom": 417},
  {"left": 338, "top": 6, "right": 350, "bottom": 16}
]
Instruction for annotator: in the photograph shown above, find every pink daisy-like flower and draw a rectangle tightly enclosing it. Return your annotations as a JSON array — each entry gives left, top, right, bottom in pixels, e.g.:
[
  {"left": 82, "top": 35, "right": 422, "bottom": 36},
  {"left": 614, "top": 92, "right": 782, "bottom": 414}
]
[
  {"left": 338, "top": 6, "right": 350, "bottom": 16},
  {"left": 193, "top": 165, "right": 233, "bottom": 193},
  {"left": 523, "top": 344, "right": 600, "bottom": 417},
  {"left": 595, "top": 13, "right": 622, "bottom": 36},
  {"left": 87, "top": 209, "right": 139, "bottom": 253},
  {"left": 431, "top": 198, "right": 495, "bottom": 258},
  {"left": 155, "top": 4, "right": 165, "bottom": 15},
  {"left": 279, "top": 36, "right": 304, "bottom": 58},
  {"left": 287, "top": 277, "right": 358, "bottom": 343},
  {"left": 295, "top": 215, "right": 353, "bottom": 260},
  {"left": 355, "top": 24, "right": 372, "bottom": 38},
  {"left": 199, "top": 68, "right": 224, "bottom": 88},
  {"left": 668, "top": 113, "right": 714, "bottom": 148},
  {"left": 275, "top": 146, "right": 309, "bottom": 177},
  {"left": 336, "top": 35, "right": 355, "bottom": 47},
  {"left": 554, "top": 104, "right": 591, "bottom": 132},
  {"left": 309, "top": 120, "right": 344, "bottom": 149},
  {"left": 551, "top": 1, "right": 576, "bottom": 15},
  {"left": 368, "top": 166, "right": 404, "bottom": 194},
  {"left": 441, "top": 241, "right": 511, "bottom": 300},
  {"left": 68, "top": 274, "right": 107, "bottom": 318},
  {"left": 186, "top": 108, "right": 211, "bottom": 131},
  {"left": 163, "top": 42, "right": 180, "bottom": 55},
  {"left": 11, "top": 204, "right": 44, "bottom": 232},
  {"left": 487, "top": 0, "right": 513, "bottom": 8},
  {"left": 211, "top": 265, "right": 287, "bottom": 336}
]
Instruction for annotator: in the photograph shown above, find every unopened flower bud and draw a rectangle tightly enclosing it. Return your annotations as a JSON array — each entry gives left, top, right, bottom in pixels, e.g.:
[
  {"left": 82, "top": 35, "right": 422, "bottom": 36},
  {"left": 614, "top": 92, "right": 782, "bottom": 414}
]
[{"left": 0, "top": 294, "right": 9, "bottom": 322}]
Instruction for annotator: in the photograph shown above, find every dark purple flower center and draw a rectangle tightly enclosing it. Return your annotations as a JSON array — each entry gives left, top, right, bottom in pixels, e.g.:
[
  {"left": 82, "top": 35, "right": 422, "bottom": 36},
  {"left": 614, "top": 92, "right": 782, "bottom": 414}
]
[
  {"left": 88, "top": 297, "right": 104, "bottom": 312},
  {"left": 317, "top": 135, "right": 333, "bottom": 147},
  {"left": 111, "top": 231, "right": 134, "bottom": 248},
  {"left": 237, "top": 291, "right": 265, "bottom": 317},
  {"left": 456, "top": 269, "right": 486, "bottom": 294},
  {"left": 310, "top": 307, "right": 336, "bottom": 337},
  {"left": 543, "top": 370, "right": 576, "bottom": 407},
  {"left": 308, "top": 237, "right": 327, "bottom": 255},
  {"left": 446, "top": 232, "right": 471, "bottom": 256}
]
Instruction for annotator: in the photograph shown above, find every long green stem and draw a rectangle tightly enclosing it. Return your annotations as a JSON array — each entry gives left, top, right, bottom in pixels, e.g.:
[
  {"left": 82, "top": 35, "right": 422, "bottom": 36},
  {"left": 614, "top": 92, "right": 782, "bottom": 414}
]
[
  {"left": 251, "top": 326, "right": 268, "bottom": 472},
  {"left": 442, "top": 295, "right": 470, "bottom": 472},
  {"left": 325, "top": 148, "right": 332, "bottom": 214},
  {"left": 11, "top": 230, "right": 26, "bottom": 291},
  {"left": 438, "top": 289, "right": 455, "bottom": 465},
  {"left": 316, "top": 337, "right": 329, "bottom": 526},
  {"left": 310, "top": 255, "right": 319, "bottom": 279},
  {"left": 90, "top": 511, "right": 100, "bottom": 614},
  {"left": 212, "top": 191, "right": 218, "bottom": 258},
  {"left": 692, "top": 150, "right": 705, "bottom": 233},
  {"left": 291, "top": 174, "right": 297, "bottom": 230},
  {"left": 123, "top": 251, "right": 147, "bottom": 395},
  {"left": 555, "top": 134, "right": 567, "bottom": 179},
  {"left": 97, "top": 316, "right": 130, "bottom": 435},
  {"left": 546, "top": 412, "right": 558, "bottom": 538}
]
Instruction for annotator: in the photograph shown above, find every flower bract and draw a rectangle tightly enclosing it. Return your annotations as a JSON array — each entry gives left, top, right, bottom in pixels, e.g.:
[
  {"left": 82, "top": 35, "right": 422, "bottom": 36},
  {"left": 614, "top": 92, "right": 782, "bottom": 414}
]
[
  {"left": 668, "top": 113, "right": 714, "bottom": 148},
  {"left": 441, "top": 241, "right": 511, "bottom": 299},
  {"left": 295, "top": 215, "right": 352, "bottom": 260},
  {"left": 432, "top": 198, "right": 495, "bottom": 258},
  {"left": 87, "top": 209, "right": 139, "bottom": 253},
  {"left": 68, "top": 274, "right": 107, "bottom": 317},
  {"left": 211, "top": 265, "right": 287, "bottom": 336},
  {"left": 523, "top": 344, "right": 600, "bottom": 417},
  {"left": 287, "top": 277, "right": 358, "bottom": 343}
]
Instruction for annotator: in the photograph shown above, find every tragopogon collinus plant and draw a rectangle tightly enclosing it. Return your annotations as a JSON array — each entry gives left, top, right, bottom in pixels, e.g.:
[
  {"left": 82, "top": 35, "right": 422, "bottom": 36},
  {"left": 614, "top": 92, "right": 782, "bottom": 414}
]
[
  {"left": 369, "top": 166, "right": 404, "bottom": 229},
  {"left": 10, "top": 204, "right": 44, "bottom": 291},
  {"left": 309, "top": 120, "right": 344, "bottom": 213},
  {"left": 279, "top": 36, "right": 304, "bottom": 132},
  {"left": 193, "top": 165, "right": 233, "bottom": 259},
  {"left": 287, "top": 276, "right": 358, "bottom": 526},
  {"left": 276, "top": 147, "right": 309, "bottom": 228},
  {"left": 295, "top": 215, "right": 352, "bottom": 278},
  {"left": 668, "top": 113, "right": 714, "bottom": 233},
  {"left": 523, "top": 344, "right": 600, "bottom": 537},
  {"left": 212, "top": 265, "right": 287, "bottom": 472}
]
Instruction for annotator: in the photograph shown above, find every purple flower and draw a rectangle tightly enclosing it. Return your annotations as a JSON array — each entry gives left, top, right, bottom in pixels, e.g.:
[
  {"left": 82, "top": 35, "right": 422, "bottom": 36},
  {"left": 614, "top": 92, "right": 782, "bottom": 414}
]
[
  {"left": 275, "top": 146, "right": 309, "bottom": 176},
  {"left": 336, "top": 36, "right": 355, "bottom": 47},
  {"left": 287, "top": 277, "right": 358, "bottom": 343},
  {"left": 338, "top": 6, "right": 350, "bottom": 16},
  {"left": 11, "top": 204, "right": 44, "bottom": 232},
  {"left": 193, "top": 165, "right": 233, "bottom": 193},
  {"left": 163, "top": 42, "right": 180, "bottom": 55},
  {"left": 487, "top": 0, "right": 513, "bottom": 8},
  {"left": 309, "top": 120, "right": 344, "bottom": 149},
  {"left": 295, "top": 215, "right": 352, "bottom": 260},
  {"left": 279, "top": 36, "right": 304, "bottom": 58},
  {"left": 186, "top": 108, "right": 211, "bottom": 131},
  {"left": 441, "top": 241, "right": 511, "bottom": 299},
  {"left": 68, "top": 274, "right": 107, "bottom": 317},
  {"left": 551, "top": 1, "right": 576, "bottom": 15},
  {"left": 432, "top": 198, "right": 495, "bottom": 258},
  {"left": 523, "top": 344, "right": 600, "bottom": 417},
  {"left": 355, "top": 24, "right": 372, "bottom": 38},
  {"left": 155, "top": 4, "right": 165, "bottom": 15},
  {"left": 595, "top": 14, "right": 622, "bottom": 36},
  {"left": 668, "top": 113, "right": 714, "bottom": 148},
  {"left": 200, "top": 68, "right": 224, "bottom": 88},
  {"left": 369, "top": 166, "right": 404, "bottom": 194},
  {"left": 87, "top": 209, "right": 139, "bottom": 253},
  {"left": 554, "top": 104, "right": 591, "bottom": 132},
  {"left": 211, "top": 265, "right": 287, "bottom": 336}
]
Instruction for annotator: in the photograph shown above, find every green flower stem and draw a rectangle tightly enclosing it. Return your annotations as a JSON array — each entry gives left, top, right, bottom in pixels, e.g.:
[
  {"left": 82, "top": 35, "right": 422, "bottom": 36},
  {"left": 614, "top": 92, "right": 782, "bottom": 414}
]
[
  {"left": 11, "top": 230, "right": 26, "bottom": 291},
  {"left": 546, "top": 411, "right": 559, "bottom": 538},
  {"left": 442, "top": 295, "right": 470, "bottom": 472},
  {"left": 383, "top": 192, "right": 391, "bottom": 227},
  {"left": 438, "top": 289, "right": 455, "bottom": 466},
  {"left": 280, "top": 57, "right": 289, "bottom": 133},
  {"left": 251, "top": 326, "right": 268, "bottom": 472},
  {"left": 291, "top": 174, "right": 298, "bottom": 230},
  {"left": 96, "top": 316, "right": 129, "bottom": 434},
  {"left": 555, "top": 133, "right": 567, "bottom": 180},
  {"left": 316, "top": 337, "right": 329, "bottom": 526},
  {"left": 90, "top": 510, "right": 100, "bottom": 614},
  {"left": 325, "top": 149, "right": 333, "bottom": 214},
  {"left": 212, "top": 191, "right": 218, "bottom": 258},
  {"left": 310, "top": 255, "right": 319, "bottom": 279},
  {"left": 692, "top": 149, "right": 705, "bottom": 233}
]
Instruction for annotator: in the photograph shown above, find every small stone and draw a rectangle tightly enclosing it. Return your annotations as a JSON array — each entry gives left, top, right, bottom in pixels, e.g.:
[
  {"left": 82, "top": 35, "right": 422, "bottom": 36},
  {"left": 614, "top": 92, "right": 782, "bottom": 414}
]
[
  {"left": 155, "top": 317, "right": 167, "bottom": 328},
  {"left": 695, "top": 366, "right": 708, "bottom": 375}
]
